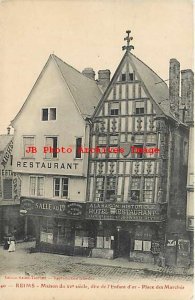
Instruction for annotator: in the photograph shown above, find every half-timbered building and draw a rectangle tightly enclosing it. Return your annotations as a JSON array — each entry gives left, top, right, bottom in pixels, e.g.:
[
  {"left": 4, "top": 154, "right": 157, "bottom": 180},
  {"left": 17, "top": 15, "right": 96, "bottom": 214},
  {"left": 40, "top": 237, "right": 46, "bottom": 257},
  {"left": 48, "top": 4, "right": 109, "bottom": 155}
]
[{"left": 86, "top": 31, "right": 193, "bottom": 265}]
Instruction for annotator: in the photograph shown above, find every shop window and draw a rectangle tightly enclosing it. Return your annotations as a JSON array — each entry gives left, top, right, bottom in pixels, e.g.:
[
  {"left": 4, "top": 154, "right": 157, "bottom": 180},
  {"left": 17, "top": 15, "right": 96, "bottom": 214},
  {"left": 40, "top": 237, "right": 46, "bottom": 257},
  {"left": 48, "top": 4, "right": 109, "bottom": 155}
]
[
  {"left": 40, "top": 218, "right": 54, "bottom": 244},
  {"left": 134, "top": 225, "right": 154, "bottom": 252},
  {"left": 23, "top": 136, "right": 35, "bottom": 158},
  {"left": 96, "top": 231, "right": 112, "bottom": 249},
  {"left": 29, "top": 176, "right": 44, "bottom": 196},
  {"left": 74, "top": 230, "right": 94, "bottom": 248},
  {"left": 53, "top": 177, "right": 69, "bottom": 198},
  {"left": 106, "top": 177, "right": 116, "bottom": 201},
  {"left": 42, "top": 108, "right": 56, "bottom": 121},
  {"left": 134, "top": 240, "right": 151, "bottom": 252},
  {"left": 95, "top": 177, "right": 105, "bottom": 201},
  {"left": 75, "top": 137, "right": 82, "bottom": 158},
  {"left": 45, "top": 136, "right": 58, "bottom": 158},
  {"left": 110, "top": 103, "right": 119, "bottom": 116},
  {"left": 135, "top": 101, "right": 144, "bottom": 114},
  {"left": 40, "top": 232, "right": 53, "bottom": 244}
]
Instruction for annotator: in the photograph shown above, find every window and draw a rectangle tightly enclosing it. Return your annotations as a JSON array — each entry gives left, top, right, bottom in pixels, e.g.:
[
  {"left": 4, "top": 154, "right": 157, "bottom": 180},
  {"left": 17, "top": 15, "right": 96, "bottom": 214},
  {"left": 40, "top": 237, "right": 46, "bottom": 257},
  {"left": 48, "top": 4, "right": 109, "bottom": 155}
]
[
  {"left": 10, "top": 155, "right": 13, "bottom": 166},
  {"left": 23, "top": 136, "right": 35, "bottom": 158},
  {"left": 133, "top": 144, "right": 143, "bottom": 158},
  {"left": 129, "top": 73, "right": 134, "bottom": 81},
  {"left": 96, "top": 229, "right": 112, "bottom": 249},
  {"left": 129, "top": 177, "right": 141, "bottom": 201},
  {"left": 147, "top": 134, "right": 156, "bottom": 144},
  {"left": 97, "top": 147, "right": 107, "bottom": 159},
  {"left": 134, "top": 240, "right": 151, "bottom": 252},
  {"left": 135, "top": 135, "right": 144, "bottom": 143},
  {"left": 3, "top": 179, "right": 12, "bottom": 199},
  {"left": 183, "top": 141, "right": 188, "bottom": 165},
  {"left": 75, "top": 137, "right": 82, "bottom": 158},
  {"left": 95, "top": 177, "right": 105, "bottom": 201},
  {"left": 53, "top": 177, "right": 69, "bottom": 198},
  {"left": 40, "top": 218, "right": 54, "bottom": 244},
  {"left": 188, "top": 174, "right": 194, "bottom": 186},
  {"left": 106, "top": 177, "right": 116, "bottom": 201},
  {"left": 143, "top": 178, "right": 154, "bottom": 203},
  {"left": 135, "top": 101, "right": 144, "bottom": 114},
  {"left": 110, "top": 103, "right": 119, "bottom": 116},
  {"left": 42, "top": 108, "right": 56, "bottom": 121},
  {"left": 109, "top": 135, "right": 118, "bottom": 145},
  {"left": 98, "top": 136, "right": 107, "bottom": 145},
  {"left": 45, "top": 136, "right": 58, "bottom": 158},
  {"left": 30, "top": 176, "right": 44, "bottom": 196},
  {"left": 121, "top": 74, "right": 126, "bottom": 81}
]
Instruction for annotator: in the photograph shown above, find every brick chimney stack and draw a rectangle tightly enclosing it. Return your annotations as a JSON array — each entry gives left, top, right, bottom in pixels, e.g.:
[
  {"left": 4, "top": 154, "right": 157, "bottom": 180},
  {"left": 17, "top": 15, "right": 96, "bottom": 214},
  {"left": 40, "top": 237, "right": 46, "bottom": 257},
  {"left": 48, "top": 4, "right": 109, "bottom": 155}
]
[
  {"left": 82, "top": 68, "right": 95, "bottom": 80},
  {"left": 169, "top": 59, "right": 180, "bottom": 118},
  {"left": 181, "top": 69, "right": 194, "bottom": 125},
  {"left": 98, "top": 69, "right": 111, "bottom": 92}
]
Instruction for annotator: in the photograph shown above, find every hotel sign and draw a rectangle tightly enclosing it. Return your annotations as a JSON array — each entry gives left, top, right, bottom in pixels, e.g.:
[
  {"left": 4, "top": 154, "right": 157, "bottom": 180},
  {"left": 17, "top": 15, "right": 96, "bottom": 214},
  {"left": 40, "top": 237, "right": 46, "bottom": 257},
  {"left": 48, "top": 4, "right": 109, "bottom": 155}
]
[
  {"left": 86, "top": 202, "right": 167, "bottom": 222},
  {"left": 20, "top": 197, "right": 85, "bottom": 219}
]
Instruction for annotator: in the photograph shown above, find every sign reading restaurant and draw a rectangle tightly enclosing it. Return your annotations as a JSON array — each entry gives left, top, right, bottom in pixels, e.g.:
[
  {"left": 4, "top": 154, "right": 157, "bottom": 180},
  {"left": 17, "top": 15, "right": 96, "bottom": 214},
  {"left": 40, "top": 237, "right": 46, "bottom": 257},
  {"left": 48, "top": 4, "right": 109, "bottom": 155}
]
[
  {"left": 86, "top": 202, "right": 167, "bottom": 222},
  {"left": 20, "top": 197, "right": 85, "bottom": 219}
]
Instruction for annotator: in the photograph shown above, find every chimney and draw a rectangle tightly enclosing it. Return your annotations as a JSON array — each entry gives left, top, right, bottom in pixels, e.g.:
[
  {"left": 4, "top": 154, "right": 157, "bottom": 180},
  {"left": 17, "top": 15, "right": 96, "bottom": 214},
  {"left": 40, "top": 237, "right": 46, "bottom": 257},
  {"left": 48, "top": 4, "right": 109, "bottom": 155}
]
[
  {"left": 181, "top": 69, "right": 194, "bottom": 125},
  {"left": 169, "top": 59, "right": 180, "bottom": 117},
  {"left": 82, "top": 68, "right": 95, "bottom": 80},
  {"left": 98, "top": 69, "right": 111, "bottom": 91}
]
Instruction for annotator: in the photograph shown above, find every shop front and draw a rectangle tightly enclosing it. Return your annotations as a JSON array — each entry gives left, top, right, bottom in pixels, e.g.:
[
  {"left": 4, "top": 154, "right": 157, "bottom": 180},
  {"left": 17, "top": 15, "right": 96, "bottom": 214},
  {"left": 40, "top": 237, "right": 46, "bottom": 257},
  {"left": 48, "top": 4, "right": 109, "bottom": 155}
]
[
  {"left": 20, "top": 197, "right": 93, "bottom": 256},
  {"left": 86, "top": 202, "right": 167, "bottom": 263}
]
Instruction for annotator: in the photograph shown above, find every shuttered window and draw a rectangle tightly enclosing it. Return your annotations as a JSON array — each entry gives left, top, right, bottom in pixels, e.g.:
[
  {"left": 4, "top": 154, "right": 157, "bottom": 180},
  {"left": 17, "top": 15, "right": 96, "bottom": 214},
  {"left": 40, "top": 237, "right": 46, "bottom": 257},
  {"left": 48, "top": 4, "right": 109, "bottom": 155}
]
[{"left": 3, "top": 179, "right": 12, "bottom": 199}]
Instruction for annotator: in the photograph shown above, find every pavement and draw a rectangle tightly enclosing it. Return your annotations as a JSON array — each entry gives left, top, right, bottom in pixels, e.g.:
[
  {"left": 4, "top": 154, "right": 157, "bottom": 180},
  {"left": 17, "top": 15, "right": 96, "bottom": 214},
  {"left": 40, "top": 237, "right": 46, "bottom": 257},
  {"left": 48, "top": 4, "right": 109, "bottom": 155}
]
[{"left": 0, "top": 241, "right": 193, "bottom": 280}]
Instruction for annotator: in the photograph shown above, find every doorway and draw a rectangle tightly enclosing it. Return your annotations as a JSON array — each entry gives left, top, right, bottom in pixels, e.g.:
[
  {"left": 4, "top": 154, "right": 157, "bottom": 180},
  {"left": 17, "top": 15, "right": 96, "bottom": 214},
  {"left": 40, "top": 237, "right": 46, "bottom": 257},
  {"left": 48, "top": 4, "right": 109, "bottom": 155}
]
[{"left": 118, "top": 230, "right": 131, "bottom": 258}]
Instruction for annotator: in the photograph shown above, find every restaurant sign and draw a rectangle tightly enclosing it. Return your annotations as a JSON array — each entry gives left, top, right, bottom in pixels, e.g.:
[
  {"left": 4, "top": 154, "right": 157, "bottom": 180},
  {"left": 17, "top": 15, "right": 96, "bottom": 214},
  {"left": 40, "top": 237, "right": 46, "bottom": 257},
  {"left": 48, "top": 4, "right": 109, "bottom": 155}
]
[
  {"left": 20, "top": 197, "right": 85, "bottom": 219},
  {"left": 86, "top": 202, "right": 167, "bottom": 222}
]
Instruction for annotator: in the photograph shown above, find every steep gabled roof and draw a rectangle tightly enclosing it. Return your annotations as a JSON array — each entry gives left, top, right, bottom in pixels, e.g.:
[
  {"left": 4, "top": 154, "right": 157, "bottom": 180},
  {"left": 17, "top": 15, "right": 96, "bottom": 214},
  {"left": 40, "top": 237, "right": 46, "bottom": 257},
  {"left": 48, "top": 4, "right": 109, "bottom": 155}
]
[
  {"left": 129, "top": 52, "right": 176, "bottom": 120},
  {"left": 11, "top": 55, "right": 103, "bottom": 125},
  {"left": 94, "top": 50, "right": 181, "bottom": 123},
  {"left": 51, "top": 55, "right": 102, "bottom": 118}
]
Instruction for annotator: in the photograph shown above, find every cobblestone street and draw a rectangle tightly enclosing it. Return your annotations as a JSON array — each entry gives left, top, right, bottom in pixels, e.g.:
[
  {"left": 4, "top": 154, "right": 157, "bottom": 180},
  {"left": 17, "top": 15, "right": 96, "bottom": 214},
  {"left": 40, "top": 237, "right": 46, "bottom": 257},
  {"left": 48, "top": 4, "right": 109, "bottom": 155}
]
[
  {"left": 0, "top": 242, "right": 193, "bottom": 300},
  {"left": 0, "top": 242, "right": 193, "bottom": 281}
]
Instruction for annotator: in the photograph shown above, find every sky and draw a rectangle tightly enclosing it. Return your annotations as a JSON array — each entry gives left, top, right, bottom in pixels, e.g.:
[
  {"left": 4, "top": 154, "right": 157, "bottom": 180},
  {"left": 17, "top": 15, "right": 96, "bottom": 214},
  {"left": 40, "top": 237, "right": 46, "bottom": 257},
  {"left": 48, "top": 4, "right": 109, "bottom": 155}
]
[{"left": 0, "top": 0, "right": 193, "bottom": 134}]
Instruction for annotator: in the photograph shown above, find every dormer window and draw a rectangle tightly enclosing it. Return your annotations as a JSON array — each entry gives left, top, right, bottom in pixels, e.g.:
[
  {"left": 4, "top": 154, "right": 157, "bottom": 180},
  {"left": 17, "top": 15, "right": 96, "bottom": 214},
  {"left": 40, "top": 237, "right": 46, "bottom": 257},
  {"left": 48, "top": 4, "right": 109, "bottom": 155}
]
[
  {"left": 129, "top": 73, "right": 134, "bottom": 81},
  {"left": 121, "top": 74, "right": 126, "bottom": 81},
  {"left": 42, "top": 108, "right": 56, "bottom": 121}
]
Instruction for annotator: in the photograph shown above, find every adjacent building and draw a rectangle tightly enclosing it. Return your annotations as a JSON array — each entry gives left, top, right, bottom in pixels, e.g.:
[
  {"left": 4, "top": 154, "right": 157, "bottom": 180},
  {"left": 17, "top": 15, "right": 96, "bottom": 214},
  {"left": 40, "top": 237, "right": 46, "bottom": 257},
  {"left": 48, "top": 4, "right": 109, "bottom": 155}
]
[
  {"left": 0, "top": 132, "right": 24, "bottom": 241},
  {"left": 11, "top": 54, "right": 103, "bottom": 255}
]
